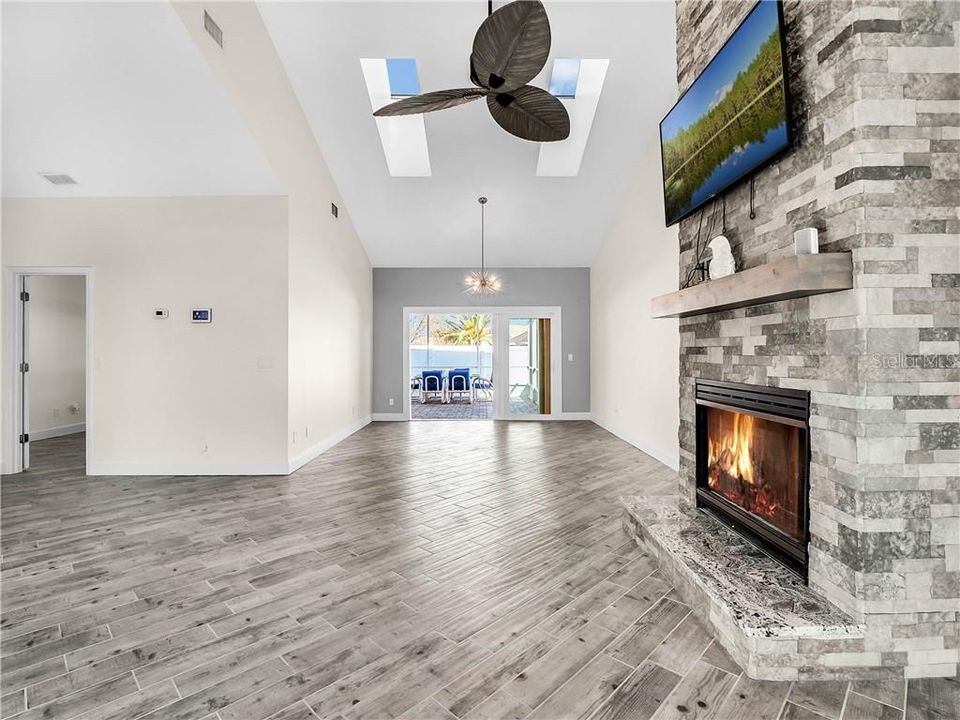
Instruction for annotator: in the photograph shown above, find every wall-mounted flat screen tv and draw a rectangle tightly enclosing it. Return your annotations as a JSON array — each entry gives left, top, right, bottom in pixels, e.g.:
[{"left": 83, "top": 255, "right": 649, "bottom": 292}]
[{"left": 660, "top": 0, "right": 791, "bottom": 226}]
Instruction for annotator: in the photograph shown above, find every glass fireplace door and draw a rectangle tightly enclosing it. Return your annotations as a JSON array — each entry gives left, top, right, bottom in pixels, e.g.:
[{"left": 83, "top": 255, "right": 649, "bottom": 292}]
[
  {"left": 704, "top": 406, "right": 804, "bottom": 542},
  {"left": 695, "top": 379, "right": 811, "bottom": 576}
]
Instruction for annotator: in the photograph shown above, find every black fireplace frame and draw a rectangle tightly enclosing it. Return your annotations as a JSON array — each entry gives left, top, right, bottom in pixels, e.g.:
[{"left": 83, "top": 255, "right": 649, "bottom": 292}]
[{"left": 695, "top": 379, "right": 811, "bottom": 578}]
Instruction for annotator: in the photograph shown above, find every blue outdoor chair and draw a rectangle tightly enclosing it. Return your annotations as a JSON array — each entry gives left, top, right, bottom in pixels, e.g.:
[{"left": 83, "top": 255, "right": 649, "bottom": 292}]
[
  {"left": 472, "top": 373, "right": 493, "bottom": 402},
  {"left": 421, "top": 370, "right": 444, "bottom": 404},
  {"left": 447, "top": 368, "right": 471, "bottom": 404}
]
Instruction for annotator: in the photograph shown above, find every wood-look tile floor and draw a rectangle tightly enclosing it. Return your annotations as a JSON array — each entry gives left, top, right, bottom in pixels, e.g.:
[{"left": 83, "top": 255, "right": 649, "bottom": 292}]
[{"left": 1, "top": 424, "right": 956, "bottom": 720}]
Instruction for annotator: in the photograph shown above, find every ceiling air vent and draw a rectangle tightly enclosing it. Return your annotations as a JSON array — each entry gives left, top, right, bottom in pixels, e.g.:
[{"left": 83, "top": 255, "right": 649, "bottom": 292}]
[
  {"left": 40, "top": 173, "right": 77, "bottom": 185},
  {"left": 204, "top": 10, "right": 223, "bottom": 48}
]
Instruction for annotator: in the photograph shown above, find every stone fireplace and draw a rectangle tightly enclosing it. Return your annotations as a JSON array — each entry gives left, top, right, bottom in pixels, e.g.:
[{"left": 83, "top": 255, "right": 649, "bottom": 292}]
[
  {"left": 696, "top": 379, "right": 810, "bottom": 577},
  {"left": 623, "top": 0, "right": 957, "bottom": 682}
]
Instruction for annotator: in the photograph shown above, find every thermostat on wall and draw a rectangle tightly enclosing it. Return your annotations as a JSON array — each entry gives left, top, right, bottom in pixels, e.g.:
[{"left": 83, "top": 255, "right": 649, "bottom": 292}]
[{"left": 191, "top": 308, "right": 212, "bottom": 323}]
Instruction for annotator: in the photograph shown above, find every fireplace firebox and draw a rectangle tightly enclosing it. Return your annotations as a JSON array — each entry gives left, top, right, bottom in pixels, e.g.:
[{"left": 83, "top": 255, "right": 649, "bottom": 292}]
[{"left": 695, "top": 379, "right": 810, "bottom": 577}]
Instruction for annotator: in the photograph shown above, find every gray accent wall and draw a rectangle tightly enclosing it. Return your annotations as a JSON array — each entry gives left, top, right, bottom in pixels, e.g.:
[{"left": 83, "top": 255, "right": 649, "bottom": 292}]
[{"left": 373, "top": 268, "right": 590, "bottom": 416}]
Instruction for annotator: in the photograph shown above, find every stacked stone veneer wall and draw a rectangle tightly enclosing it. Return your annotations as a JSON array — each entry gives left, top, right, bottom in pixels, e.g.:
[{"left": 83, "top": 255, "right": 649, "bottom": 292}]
[{"left": 674, "top": 0, "right": 959, "bottom": 678}]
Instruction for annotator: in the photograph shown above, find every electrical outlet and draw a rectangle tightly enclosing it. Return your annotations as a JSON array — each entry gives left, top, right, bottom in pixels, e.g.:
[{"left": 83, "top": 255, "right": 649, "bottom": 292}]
[
  {"left": 305, "top": 426, "right": 310, "bottom": 438},
  {"left": 388, "top": 398, "right": 395, "bottom": 407},
  {"left": 292, "top": 430, "right": 298, "bottom": 444},
  {"left": 568, "top": 353, "right": 574, "bottom": 362},
  {"left": 201, "top": 439, "right": 209, "bottom": 453}
]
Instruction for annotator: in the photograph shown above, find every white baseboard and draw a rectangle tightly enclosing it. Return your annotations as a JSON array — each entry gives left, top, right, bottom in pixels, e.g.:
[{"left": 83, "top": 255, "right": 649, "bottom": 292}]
[
  {"left": 591, "top": 417, "right": 680, "bottom": 472},
  {"left": 30, "top": 423, "right": 86, "bottom": 441},
  {"left": 557, "top": 412, "right": 592, "bottom": 421},
  {"left": 372, "top": 413, "right": 407, "bottom": 422},
  {"left": 87, "top": 459, "right": 290, "bottom": 476},
  {"left": 287, "top": 415, "right": 372, "bottom": 473},
  {"left": 87, "top": 417, "right": 373, "bottom": 477}
]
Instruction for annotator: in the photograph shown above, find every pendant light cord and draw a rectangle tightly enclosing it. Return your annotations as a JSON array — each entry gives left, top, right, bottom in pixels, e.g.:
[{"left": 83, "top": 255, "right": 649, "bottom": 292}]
[{"left": 481, "top": 200, "right": 485, "bottom": 274}]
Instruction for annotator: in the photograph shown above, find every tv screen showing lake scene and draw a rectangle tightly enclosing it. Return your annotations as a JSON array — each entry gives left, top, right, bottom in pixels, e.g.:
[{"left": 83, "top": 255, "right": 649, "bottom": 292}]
[{"left": 660, "top": 0, "right": 790, "bottom": 226}]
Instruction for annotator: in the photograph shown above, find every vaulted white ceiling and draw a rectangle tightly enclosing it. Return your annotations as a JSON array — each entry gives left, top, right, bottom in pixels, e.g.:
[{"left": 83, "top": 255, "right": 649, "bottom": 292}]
[
  {"left": 259, "top": 1, "right": 676, "bottom": 267},
  {"left": 2, "top": 1, "right": 676, "bottom": 268},
  {"left": 1, "top": 2, "right": 281, "bottom": 197}
]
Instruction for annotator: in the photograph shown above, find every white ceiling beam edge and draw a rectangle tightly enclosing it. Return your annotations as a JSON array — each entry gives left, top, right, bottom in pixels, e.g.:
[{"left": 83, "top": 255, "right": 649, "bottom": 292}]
[
  {"left": 359, "top": 58, "right": 431, "bottom": 177},
  {"left": 536, "top": 59, "right": 609, "bottom": 178}
]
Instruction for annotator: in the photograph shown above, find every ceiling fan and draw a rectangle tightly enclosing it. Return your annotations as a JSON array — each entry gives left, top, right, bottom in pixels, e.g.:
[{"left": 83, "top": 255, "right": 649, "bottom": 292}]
[{"left": 373, "top": 1, "right": 570, "bottom": 143}]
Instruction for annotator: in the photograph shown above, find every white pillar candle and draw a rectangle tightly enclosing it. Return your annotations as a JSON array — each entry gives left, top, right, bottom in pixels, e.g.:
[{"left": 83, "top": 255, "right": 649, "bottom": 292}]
[{"left": 794, "top": 227, "right": 819, "bottom": 255}]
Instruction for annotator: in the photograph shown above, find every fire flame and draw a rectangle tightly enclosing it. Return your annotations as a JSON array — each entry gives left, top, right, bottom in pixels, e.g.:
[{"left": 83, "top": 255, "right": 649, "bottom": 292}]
[
  {"left": 707, "top": 411, "right": 782, "bottom": 520},
  {"left": 708, "top": 412, "right": 757, "bottom": 485}
]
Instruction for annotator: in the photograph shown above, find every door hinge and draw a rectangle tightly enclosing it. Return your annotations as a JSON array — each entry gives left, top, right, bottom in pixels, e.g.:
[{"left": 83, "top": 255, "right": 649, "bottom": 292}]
[
  {"left": 20, "top": 291, "right": 29, "bottom": 302},
  {"left": 19, "top": 434, "right": 29, "bottom": 444},
  {"left": 19, "top": 362, "right": 29, "bottom": 373}
]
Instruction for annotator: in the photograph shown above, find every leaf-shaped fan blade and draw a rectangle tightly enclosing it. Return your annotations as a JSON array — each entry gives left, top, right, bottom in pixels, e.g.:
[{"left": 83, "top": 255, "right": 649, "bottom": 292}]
[
  {"left": 485, "top": 85, "right": 570, "bottom": 142},
  {"left": 471, "top": 1, "right": 550, "bottom": 93},
  {"left": 374, "top": 89, "right": 487, "bottom": 117}
]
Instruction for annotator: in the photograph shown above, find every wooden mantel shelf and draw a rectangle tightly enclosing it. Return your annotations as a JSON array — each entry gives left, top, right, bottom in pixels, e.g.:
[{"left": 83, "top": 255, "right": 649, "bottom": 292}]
[{"left": 651, "top": 253, "right": 853, "bottom": 319}]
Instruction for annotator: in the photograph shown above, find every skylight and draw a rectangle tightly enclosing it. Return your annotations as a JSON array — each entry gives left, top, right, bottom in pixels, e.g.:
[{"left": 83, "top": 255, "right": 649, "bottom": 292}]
[
  {"left": 538, "top": 59, "right": 610, "bottom": 177},
  {"left": 360, "top": 58, "right": 431, "bottom": 177},
  {"left": 386, "top": 58, "right": 420, "bottom": 98},
  {"left": 549, "top": 58, "right": 581, "bottom": 98}
]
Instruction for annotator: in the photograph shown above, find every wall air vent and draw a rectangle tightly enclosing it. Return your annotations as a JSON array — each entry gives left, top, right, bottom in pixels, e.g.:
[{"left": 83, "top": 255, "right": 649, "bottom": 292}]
[
  {"left": 40, "top": 173, "right": 77, "bottom": 185},
  {"left": 204, "top": 10, "right": 223, "bottom": 48}
]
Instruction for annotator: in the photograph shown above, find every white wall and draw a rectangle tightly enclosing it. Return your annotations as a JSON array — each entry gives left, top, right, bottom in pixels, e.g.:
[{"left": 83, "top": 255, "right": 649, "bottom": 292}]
[
  {"left": 591, "top": 137, "right": 680, "bottom": 471},
  {"left": 2, "top": 196, "right": 290, "bottom": 474},
  {"left": 172, "top": 3, "right": 373, "bottom": 472},
  {"left": 27, "top": 274, "right": 86, "bottom": 438}
]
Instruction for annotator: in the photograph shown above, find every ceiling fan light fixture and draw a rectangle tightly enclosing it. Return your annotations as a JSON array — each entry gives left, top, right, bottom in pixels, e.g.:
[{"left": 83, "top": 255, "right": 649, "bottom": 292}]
[{"left": 372, "top": 0, "right": 569, "bottom": 143}]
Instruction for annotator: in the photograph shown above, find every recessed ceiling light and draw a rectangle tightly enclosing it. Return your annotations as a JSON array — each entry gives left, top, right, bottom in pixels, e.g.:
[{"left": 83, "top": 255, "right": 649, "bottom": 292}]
[{"left": 39, "top": 173, "right": 77, "bottom": 185}]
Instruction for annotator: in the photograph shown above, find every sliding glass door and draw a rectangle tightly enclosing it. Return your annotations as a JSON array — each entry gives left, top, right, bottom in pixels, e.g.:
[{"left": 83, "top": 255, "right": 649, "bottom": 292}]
[
  {"left": 491, "top": 310, "right": 558, "bottom": 419},
  {"left": 405, "top": 307, "right": 560, "bottom": 421},
  {"left": 506, "top": 317, "right": 552, "bottom": 416}
]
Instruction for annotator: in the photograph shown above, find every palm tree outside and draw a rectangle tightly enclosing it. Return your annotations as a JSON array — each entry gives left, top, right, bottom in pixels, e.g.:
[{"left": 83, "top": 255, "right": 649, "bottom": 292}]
[{"left": 437, "top": 314, "right": 492, "bottom": 376}]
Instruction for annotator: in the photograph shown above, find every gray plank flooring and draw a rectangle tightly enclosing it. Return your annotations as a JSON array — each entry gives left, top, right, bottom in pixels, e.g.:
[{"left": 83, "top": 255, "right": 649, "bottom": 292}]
[{"left": 1, "top": 424, "right": 955, "bottom": 720}]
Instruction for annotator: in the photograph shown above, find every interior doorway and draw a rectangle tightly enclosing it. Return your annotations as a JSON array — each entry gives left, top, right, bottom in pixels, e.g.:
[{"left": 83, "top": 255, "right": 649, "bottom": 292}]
[
  {"left": 403, "top": 306, "right": 561, "bottom": 421},
  {"left": 5, "top": 268, "right": 92, "bottom": 475}
]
